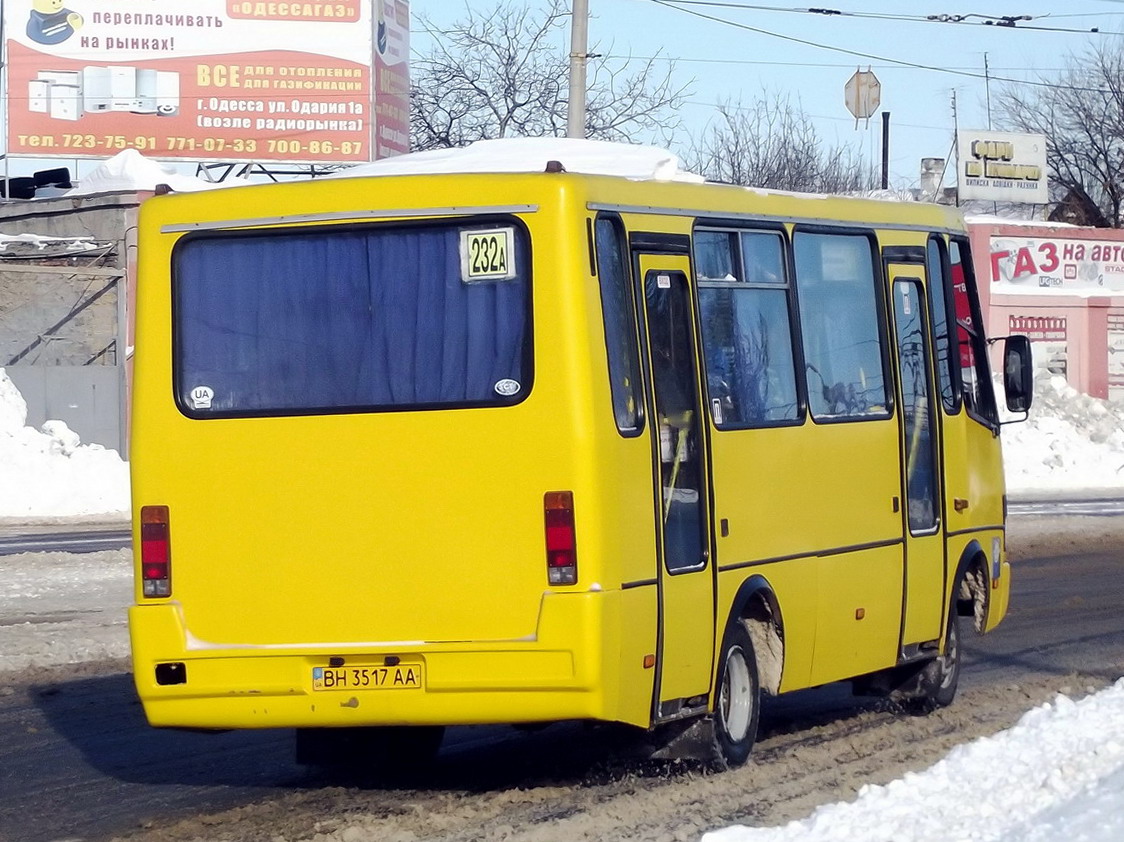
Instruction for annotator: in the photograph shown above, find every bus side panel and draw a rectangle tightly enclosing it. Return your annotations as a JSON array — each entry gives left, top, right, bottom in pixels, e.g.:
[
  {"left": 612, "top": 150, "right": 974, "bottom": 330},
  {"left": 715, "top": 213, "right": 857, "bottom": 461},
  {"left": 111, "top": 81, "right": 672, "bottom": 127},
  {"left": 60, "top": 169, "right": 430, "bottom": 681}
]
[
  {"left": 603, "top": 586, "right": 659, "bottom": 727},
  {"left": 571, "top": 213, "right": 661, "bottom": 729},
  {"left": 811, "top": 544, "right": 903, "bottom": 685},
  {"left": 803, "top": 419, "right": 904, "bottom": 686},
  {"left": 710, "top": 426, "right": 817, "bottom": 691},
  {"left": 943, "top": 413, "right": 1010, "bottom": 630},
  {"left": 710, "top": 418, "right": 903, "bottom": 691},
  {"left": 582, "top": 433, "right": 660, "bottom": 728},
  {"left": 716, "top": 563, "right": 814, "bottom": 694}
]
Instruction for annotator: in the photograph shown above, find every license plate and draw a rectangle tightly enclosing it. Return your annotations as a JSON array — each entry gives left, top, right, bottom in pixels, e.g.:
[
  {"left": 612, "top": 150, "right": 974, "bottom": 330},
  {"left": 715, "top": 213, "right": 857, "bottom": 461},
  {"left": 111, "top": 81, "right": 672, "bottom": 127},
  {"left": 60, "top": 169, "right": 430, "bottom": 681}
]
[{"left": 312, "top": 664, "right": 422, "bottom": 691}]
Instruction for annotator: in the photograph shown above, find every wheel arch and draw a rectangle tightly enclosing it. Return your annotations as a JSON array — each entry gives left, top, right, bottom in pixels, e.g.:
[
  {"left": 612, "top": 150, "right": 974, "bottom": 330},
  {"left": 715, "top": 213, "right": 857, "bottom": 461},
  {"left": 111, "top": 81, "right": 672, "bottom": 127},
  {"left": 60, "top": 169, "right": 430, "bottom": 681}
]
[
  {"left": 952, "top": 539, "right": 991, "bottom": 634},
  {"left": 726, "top": 574, "right": 785, "bottom": 696}
]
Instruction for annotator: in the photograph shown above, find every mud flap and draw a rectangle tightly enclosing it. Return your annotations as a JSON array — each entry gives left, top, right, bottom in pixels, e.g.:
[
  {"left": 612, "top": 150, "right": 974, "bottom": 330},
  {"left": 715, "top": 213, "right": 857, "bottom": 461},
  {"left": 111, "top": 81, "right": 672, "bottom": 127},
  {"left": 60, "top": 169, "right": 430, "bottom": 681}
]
[{"left": 646, "top": 715, "right": 719, "bottom": 762}]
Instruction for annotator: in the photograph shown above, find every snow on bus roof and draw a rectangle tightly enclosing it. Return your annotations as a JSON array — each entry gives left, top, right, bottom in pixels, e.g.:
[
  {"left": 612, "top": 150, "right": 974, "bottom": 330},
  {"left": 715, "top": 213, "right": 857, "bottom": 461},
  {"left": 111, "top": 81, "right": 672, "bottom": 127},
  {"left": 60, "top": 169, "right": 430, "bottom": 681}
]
[
  {"left": 329, "top": 140, "right": 943, "bottom": 210},
  {"left": 330, "top": 138, "right": 706, "bottom": 183}
]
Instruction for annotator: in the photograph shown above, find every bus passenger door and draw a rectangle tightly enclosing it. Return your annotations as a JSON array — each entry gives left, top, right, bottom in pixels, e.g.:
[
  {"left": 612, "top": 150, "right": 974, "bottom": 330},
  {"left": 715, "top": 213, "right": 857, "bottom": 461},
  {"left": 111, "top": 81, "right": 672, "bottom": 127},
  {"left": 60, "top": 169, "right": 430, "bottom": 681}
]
[
  {"left": 633, "top": 252, "right": 716, "bottom": 714},
  {"left": 887, "top": 265, "right": 945, "bottom": 648}
]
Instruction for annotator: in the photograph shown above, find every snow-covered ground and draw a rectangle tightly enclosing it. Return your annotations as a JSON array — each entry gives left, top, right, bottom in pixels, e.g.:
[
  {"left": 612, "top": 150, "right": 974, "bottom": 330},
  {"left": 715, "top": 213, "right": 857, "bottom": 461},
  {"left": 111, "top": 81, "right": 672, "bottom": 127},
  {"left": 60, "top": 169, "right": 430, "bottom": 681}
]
[
  {"left": 0, "top": 548, "right": 131, "bottom": 673},
  {"left": 2, "top": 363, "right": 1124, "bottom": 840},
  {"left": 705, "top": 680, "right": 1124, "bottom": 842}
]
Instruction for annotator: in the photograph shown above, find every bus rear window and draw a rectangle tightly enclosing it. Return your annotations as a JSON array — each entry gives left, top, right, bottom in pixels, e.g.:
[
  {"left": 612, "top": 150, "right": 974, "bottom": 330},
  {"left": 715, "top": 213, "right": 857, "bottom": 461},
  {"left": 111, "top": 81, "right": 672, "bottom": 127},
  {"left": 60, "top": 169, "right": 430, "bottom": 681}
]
[{"left": 173, "top": 221, "right": 531, "bottom": 417}]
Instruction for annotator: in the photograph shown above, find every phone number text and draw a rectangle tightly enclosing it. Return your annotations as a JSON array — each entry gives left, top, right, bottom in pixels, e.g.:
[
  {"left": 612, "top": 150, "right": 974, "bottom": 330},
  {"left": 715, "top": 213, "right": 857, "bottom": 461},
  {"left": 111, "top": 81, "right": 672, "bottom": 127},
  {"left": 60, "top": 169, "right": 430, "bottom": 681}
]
[{"left": 16, "top": 135, "right": 365, "bottom": 157}]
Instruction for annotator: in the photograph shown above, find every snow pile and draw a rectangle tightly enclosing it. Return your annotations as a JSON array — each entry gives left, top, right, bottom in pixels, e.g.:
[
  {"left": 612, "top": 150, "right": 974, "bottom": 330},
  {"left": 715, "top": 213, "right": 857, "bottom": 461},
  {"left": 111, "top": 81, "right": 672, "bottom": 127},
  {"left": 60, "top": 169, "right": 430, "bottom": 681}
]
[
  {"left": 705, "top": 679, "right": 1124, "bottom": 842},
  {"left": 1002, "top": 368, "right": 1124, "bottom": 491},
  {"left": 66, "top": 148, "right": 249, "bottom": 195},
  {"left": 0, "top": 369, "right": 130, "bottom": 518},
  {"left": 333, "top": 137, "right": 705, "bottom": 182},
  {"left": 0, "top": 233, "right": 100, "bottom": 252}
]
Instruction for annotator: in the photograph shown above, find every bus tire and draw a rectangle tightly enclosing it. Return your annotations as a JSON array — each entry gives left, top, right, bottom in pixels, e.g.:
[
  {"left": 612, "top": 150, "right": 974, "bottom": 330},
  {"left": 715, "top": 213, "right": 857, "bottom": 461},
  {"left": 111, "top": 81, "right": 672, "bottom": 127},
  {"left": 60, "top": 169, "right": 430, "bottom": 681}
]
[
  {"left": 711, "top": 621, "right": 761, "bottom": 768},
  {"left": 908, "top": 607, "right": 961, "bottom": 714}
]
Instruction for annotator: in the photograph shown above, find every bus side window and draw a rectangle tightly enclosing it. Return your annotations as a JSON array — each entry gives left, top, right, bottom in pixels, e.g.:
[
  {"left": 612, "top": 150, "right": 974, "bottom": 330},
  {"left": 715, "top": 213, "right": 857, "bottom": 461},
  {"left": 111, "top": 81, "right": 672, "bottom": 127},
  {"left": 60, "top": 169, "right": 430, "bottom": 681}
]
[
  {"left": 949, "top": 238, "right": 999, "bottom": 425},
  {"left": 695, "top": 228, "right": 800, "bottom": 428},
  {"left": 793, "top": 231, "right": 889, "bottom": 421},
  {"left": 926, "top": 236, "right": 958, "bottom": 413},
  {"left": 595, "top": 215, "right": 644, "bottom": 434}
]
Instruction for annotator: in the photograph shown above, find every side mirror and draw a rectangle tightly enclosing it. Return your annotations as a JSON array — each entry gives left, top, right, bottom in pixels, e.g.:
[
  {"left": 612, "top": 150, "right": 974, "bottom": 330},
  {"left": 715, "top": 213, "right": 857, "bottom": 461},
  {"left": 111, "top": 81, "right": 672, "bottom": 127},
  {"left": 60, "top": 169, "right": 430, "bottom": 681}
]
[{"left": 1003, "top": 335, "right": 1034, "bottom": 414}]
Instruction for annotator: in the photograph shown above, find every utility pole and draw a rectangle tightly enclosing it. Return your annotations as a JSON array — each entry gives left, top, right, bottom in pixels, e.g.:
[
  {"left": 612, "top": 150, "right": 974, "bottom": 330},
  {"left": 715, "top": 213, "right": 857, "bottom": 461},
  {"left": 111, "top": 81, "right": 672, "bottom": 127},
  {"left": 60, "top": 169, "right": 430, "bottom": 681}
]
[
  {"left": 984, "top": 52, "right": 993, "bottom": 130},
  {"left": 567, "top": 0, "right": 589, "bottom": 139},
  {"left": 951, "top": 89, "right": 960, "bottom": 208},
  {"left": 881, "top": 111, "right": 890, "bottom": 190}
]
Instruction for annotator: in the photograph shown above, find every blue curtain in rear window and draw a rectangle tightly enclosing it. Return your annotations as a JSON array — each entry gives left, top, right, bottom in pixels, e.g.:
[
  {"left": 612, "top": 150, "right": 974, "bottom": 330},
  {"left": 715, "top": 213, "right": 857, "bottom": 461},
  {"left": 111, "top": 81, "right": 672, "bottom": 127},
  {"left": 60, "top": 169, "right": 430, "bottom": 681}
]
[{"left": 174, "top": 225, "right": 529, "bottom": 414}]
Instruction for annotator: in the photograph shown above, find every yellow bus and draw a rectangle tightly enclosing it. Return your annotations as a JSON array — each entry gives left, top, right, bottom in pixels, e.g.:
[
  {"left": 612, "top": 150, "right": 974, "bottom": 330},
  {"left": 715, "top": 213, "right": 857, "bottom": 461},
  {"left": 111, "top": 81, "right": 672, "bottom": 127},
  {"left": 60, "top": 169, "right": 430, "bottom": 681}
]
[{"left": 128, "top": 147, "right": 1033, "bottom": 769}]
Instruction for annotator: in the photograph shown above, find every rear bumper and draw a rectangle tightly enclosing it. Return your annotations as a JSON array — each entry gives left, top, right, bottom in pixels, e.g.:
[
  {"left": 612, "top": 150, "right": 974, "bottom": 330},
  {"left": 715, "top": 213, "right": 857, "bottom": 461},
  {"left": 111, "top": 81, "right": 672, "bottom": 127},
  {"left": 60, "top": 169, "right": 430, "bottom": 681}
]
[{"left": 129, "top": 591, "right": 617, "bottom": 729}]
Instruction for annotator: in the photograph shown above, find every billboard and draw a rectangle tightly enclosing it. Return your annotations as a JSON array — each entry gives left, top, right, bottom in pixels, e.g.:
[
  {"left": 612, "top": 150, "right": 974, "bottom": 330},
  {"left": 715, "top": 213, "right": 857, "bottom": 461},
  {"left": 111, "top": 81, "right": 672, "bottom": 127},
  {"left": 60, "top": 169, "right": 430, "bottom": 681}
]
[
  {"left": 989, "top": 235, "right": 1124, "bottom": 294},
  {"left": 2, "top": 0, "right": 409, "bottom": 164},
  {"left": 956, "top": 130, "right": 1048, "bottom": 204}
]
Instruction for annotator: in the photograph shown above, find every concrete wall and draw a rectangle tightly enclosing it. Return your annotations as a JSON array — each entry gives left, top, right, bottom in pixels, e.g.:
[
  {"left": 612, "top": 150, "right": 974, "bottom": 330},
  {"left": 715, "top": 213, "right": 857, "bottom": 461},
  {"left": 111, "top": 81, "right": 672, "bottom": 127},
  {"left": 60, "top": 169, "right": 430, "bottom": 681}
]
[{"left": 0, "top": 192, "right": 145, "bottom": 456}]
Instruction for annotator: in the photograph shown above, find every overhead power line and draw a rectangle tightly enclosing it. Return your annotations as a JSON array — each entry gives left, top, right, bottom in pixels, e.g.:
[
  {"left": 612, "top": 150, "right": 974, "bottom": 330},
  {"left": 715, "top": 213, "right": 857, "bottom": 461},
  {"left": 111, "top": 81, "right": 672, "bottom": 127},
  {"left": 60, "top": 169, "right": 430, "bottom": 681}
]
[
  {"left": 648, "top": 0, "right": 1121, "bottom": 94},
  {"left": 605, "top": 53, "right": 1062, "bottom": 73},
  {"left": 659, "top": 0, "right": 1121, "bottom": 34}
]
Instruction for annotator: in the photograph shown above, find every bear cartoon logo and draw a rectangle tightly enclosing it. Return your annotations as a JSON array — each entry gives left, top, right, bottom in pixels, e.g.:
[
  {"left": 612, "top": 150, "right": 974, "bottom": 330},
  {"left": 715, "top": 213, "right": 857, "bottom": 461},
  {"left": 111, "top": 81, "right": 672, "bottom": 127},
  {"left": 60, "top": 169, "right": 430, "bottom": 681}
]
[{"left": 26, "top": 0, "right": 83, "bottom": 46}]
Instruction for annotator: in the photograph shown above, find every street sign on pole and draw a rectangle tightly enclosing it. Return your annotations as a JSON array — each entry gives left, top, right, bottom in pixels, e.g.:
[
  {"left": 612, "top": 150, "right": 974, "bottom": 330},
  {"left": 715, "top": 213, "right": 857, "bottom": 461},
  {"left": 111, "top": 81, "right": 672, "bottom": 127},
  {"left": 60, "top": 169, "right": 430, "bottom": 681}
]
[{"left": 845, "top": 68, "right": 881, "bottom": 127}]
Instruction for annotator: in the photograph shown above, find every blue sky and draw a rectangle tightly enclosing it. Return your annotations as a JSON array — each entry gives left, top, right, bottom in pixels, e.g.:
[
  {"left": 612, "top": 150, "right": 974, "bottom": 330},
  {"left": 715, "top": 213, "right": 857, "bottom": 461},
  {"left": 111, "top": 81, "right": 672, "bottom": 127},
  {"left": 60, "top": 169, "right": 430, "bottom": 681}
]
[
  {"left": 4, "top": 0, "right": 1124, "bottom": 188},
  {"left": 417, "top": 0, "right": 1124, "bottom": 188}
]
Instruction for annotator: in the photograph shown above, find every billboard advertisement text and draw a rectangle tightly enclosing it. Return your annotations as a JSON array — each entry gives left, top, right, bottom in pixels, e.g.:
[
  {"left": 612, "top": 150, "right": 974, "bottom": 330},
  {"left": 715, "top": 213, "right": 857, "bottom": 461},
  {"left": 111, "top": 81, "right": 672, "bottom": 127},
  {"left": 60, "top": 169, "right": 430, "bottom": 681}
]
[
  {"left": 957, "top": 131, "right": 1048, "bottom": 205},
  {"left": 989, "top": 235, "right": 1124, "bottom": 295},
  {"left": 3, "top": 0, "right": 409, "bottom": 163}
]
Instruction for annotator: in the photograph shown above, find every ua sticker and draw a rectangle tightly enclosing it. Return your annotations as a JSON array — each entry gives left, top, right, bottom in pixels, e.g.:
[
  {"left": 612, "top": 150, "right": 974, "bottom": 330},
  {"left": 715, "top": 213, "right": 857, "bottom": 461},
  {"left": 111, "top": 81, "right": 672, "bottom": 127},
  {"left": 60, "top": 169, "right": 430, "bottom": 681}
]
[
  {"left": 494, "top": 379, "right": 521, "bottom": 397},
  {"left": 190, "top": 385, "right": 214, "bottom": 409}
]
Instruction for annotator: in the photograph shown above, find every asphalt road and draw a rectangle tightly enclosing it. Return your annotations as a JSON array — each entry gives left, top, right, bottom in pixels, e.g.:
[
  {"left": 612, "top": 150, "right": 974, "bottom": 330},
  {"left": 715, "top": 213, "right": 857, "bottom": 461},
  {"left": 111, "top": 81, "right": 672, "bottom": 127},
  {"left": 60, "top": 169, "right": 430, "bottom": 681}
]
[
  {"left": 0, "top": 528, "right": 132, "bottom": 556},
  {"left": 0, "top": 517, "right": 1122, "bottom": 842},
  {"left": 3, "top": 497, "right": 1123, "bottom": 557}
]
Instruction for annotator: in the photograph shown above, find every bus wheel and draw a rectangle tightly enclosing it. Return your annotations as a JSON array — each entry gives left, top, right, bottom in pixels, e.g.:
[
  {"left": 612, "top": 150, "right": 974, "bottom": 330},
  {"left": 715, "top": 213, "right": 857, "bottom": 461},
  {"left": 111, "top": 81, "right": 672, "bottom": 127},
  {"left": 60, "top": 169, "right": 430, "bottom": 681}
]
[
  {"left": 711, "top": 622, "right": 761, "bottom": 768},
  {"left": 908, "top": 608, "right": 962, "bottom": 713}
]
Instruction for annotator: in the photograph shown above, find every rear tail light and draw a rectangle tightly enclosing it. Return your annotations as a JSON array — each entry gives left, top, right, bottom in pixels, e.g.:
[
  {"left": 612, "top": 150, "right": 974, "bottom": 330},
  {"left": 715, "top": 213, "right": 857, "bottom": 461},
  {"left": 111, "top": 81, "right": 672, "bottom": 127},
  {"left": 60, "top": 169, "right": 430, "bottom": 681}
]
[
  {"left": 544, "top": 491, "right": 577, "bottom": 586},
  {"left": 140, "top": 505, "right": 171, "bottom": 598}
]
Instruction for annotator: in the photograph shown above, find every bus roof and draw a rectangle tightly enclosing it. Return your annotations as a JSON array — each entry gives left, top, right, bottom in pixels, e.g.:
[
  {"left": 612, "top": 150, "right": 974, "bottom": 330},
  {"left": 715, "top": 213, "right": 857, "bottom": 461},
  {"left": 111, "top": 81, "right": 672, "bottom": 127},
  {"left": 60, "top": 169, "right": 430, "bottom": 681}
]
[{"left": 326, "top": 138, "right": 960, "bottom": 225}]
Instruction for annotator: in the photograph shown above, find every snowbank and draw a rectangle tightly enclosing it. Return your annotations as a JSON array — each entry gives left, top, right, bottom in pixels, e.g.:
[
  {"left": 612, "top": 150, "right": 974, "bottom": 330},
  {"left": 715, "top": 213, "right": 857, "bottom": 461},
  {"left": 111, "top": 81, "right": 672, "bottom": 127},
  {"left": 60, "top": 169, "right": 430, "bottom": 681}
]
[
  {"left": 0, "top": 369, "right": 130, "bottom": 518},
  {"left": 705, "top": 679, "right": 1124, "bottom": 842},
  {"left": 66, "top": 148, "right": 249, "bottom": 195},
  {"left": 1002, "top": 369, "right": 1124, "bottom": 492}
]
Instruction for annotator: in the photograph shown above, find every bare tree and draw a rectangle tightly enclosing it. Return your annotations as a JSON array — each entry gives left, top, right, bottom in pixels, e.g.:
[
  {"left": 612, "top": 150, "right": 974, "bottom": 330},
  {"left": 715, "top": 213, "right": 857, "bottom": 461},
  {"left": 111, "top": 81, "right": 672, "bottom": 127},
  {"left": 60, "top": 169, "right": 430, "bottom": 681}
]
[
  {"left": 683, "top": 92, "right": 870, "bottom": 193},
  {"left": 996, "top": 43, "right": 1124, "bottom": 227},
  {"left": 410, "top": 0, "right": 689, "bottom": 150}
]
